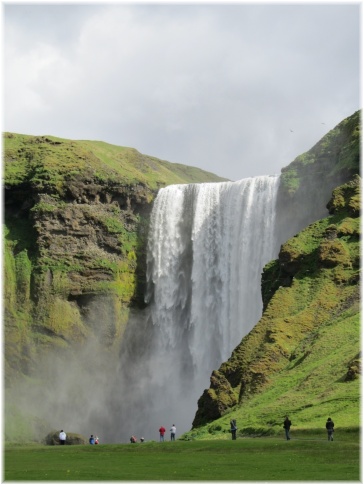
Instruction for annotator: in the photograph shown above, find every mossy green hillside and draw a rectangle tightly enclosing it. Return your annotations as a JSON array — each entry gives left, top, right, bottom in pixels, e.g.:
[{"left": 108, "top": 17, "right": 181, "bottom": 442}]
[
  {"left": 4, "top": 133, "right": 227, "bottom": 192},
  {"left": 188, "top": 177, "right": 360, "bottom": 438}
]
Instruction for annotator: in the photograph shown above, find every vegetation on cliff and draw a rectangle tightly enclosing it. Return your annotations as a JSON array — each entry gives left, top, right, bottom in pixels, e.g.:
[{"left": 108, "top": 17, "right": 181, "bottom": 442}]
[
  {"left": 4, "top": 132, "right": 226, "bottom": 191},
  {"left": 4, "top": 133, "right": 226, "bottom": 386},
  {"left": 187, "top": 175, "right": 360, "bottom": 439}
]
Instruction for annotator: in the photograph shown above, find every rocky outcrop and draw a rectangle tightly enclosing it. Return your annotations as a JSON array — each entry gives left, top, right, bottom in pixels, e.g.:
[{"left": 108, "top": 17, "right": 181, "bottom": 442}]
[
  {"left": 193, "top": 370, "right": 239, "bottom": 424},
  {"left": 44, "top": 430, "right": 87, "bottom": 445},
  {"left": 4, "top": 182, "right": 152, "bottom": 384}
]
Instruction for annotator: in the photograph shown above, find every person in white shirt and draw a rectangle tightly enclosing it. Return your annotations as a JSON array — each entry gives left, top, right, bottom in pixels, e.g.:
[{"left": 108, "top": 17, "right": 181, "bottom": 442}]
[
  {"left": 59, "top": 430, "right": 66, "bottom": 445},
  {"left": 170, "top": 424, "right": 176, "bottom": 441}
]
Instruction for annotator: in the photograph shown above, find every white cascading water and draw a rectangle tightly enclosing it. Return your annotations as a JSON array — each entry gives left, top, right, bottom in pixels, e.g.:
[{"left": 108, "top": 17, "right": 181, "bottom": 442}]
[
  {"left": 12, "top": 175, "right": 281, "bottom": 443},
  {"left": 140, "top": 175, "right": 280, "bottom": 437}
]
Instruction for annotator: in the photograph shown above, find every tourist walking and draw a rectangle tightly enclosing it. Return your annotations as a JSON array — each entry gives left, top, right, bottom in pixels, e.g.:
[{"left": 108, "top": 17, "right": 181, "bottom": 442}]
[
  {"left": 283, "top": 416, "right": 291, "bottom": 440},
  {"left": 159, "top": 426, "right": 166, "bottom": 442},
  {"left": 170, "top": 424, "right": 176, "bottom": 441},
  {"left": 326, "top": 417, "right": 335, "bottom": 441}
]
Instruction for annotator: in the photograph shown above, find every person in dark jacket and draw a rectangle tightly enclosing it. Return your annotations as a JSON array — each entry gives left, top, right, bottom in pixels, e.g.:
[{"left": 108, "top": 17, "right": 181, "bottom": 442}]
[
  {"left": 326, "top": 417, "right": 334, "bottom": 441},
  {"left": 283, "top": 416, "right": 292, "bottom": 440},
  {"left": 230, "top": 419, "right": 237, "bottom": 440}
]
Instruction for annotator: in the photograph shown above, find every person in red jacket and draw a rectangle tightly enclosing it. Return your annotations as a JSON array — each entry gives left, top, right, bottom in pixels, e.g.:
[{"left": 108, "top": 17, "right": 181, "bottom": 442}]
[{"left": 159, "top": 426, "right": 166, "bottom": 442}]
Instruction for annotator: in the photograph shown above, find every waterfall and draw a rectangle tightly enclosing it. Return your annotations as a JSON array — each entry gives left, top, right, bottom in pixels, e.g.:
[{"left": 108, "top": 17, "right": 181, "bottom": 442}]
[
  {"left": 14, "top": 175, "right": 281, "bottom": 444},
  {"left": 136, "top": 175, "right": 280, "bottom": 437}
]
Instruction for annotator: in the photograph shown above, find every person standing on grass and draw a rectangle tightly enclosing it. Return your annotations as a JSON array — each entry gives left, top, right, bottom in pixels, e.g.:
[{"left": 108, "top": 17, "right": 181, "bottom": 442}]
[
  {"left": 170, "top": 424, "right": 176, "bottom": 441},
  {"left": 59, "top": 430, "right": 66, "bottom": 445},
  {"left": 89, "top": 434, "right": 95, "bottom": 445},
  {"left": 326, "top": 417, "right": 335, "bottom": 441},
  {"left": 283, "top": 416, "right": 291, "bottom": 440},
  {"left": 159, "top": 426, "right": 166, "bottom": 442},
  {"left": 230, "top": 419, "right": 237, "bottom": 440}
]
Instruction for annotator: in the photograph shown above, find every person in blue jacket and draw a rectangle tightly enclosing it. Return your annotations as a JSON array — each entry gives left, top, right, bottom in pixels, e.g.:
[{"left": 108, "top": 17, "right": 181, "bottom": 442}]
[{"left": 89, "top": 434, "right": 95, "bottom": 445}]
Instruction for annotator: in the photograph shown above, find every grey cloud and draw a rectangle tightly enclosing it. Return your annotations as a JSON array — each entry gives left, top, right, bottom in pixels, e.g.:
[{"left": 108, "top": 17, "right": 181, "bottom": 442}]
[{"left": 3, "top": 3, "right": 360, "bottom": 180}]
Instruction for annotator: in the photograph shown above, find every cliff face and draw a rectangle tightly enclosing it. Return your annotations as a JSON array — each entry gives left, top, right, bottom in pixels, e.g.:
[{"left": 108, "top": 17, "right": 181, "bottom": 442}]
[
  {"left": 191, "top": 140, "right": 361, "bottom": 436},
  {"left": 4, "top": 133, "right": 226, "bottom": 385}
]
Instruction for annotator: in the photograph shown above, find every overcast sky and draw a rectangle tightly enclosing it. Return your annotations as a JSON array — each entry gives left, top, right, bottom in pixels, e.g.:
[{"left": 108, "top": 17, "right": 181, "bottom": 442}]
[{"left": 3, "top": 2, "right": 361, "bottom": 181}]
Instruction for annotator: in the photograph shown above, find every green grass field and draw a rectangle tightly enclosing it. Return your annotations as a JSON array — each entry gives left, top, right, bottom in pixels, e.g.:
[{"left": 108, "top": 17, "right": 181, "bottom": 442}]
[{"left": 4, "top": 433, "right": 360, "bottom": 481}]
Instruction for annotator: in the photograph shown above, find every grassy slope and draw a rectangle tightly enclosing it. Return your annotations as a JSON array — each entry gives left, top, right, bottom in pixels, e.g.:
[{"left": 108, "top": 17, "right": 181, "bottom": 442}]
[
  {"left": 187, "top": 178, "right": 360, "bottom": 439},
  {"left": 4, "top": 436, "right": 360, "bottom": 481},
  {"left": 4, "top": 132, "right": 227, "bottom": 190}
]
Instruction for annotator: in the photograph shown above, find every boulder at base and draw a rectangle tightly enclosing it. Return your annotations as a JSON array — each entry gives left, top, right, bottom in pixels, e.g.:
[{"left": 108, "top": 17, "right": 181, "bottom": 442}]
[{"left": 45, "top": 430, "right": 87, "bottom": 445}]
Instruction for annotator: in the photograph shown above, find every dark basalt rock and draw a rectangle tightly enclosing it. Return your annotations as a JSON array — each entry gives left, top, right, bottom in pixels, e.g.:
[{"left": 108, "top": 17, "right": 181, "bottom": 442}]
[{"left": 44, "top": 430, "right": 87, "bottom": 445}]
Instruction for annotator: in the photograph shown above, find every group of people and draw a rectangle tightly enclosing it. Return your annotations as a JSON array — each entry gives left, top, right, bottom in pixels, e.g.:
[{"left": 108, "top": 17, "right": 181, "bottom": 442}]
[
  {"left": 130, "top": 436, "right": 144, "bottom": 443},
  {"left": 129, "top": 425, "right": 176, "bottom": 444},
  {"left": 283, "top": 416, "right": 335, "bottom": 441},
  {"left": 89, "top": 434, "right": 99, "bottom": 445},
  {"left": 228, "top": 416, "right": 334, "bottom": 442},
  {"left": 159, "top": 424, "right": 176, "bottom": 442},
  {"left": 59, "top": 417, "right": 335, "bottom": 445},
  {"left": 58, "top": 430, "right": 99, "bottom": 445}
]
